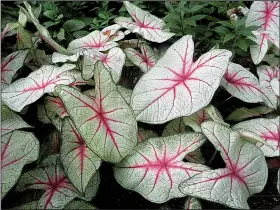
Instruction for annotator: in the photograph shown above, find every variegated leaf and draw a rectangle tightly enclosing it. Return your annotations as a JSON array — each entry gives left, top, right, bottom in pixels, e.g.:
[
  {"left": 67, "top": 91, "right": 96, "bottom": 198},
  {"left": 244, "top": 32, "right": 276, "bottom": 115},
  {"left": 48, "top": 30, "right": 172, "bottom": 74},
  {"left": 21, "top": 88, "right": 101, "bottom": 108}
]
[
  {"left": 221, "top": 62, "right": 263, "bottom": 103},
  {"left": 1, "top": 50, "right": 29, "bottom": 88},
  {"left": 1, "top": 64, "right": 76, "bottom": 112},
  {"left": 64, "top": 200, "right": 96, "bottom": 209},
  {"left": 1, "top": 104, "right": 32, "bottom": 136},
  {"left": 115, "top": 1, "right": 175, "bottom": 43},
  {"left": 131, "top": 35, "right": 232, "bottom": 124},
  {"left": 180, "top": 121, "right": 268, "bottom": 209},
  {"left": 162, "top": 117, "right": 187, "bottom": 137},
  {"left": 245, "top": 1, "right": 279, "bottom": 64},
  {"left": 233, "top": 116, "right": 280, "bottom": 157},
  {"left": 16, "top": 155, "right": 79, "bottom": 209},
  {"left": 124, "top": 43, "right": 159, "bottom": 73},
  {"left": 67, "top": 30, "right": 117, "bottom": 54},
  {"left": 1, "top": 22, "right": 19, "bottom": 40},
  {"left": 102, "top": 24, "right": 125, "bottom": 42},
  {"left": 55, "top": 62, "right": 138, "bottom": 163},
  {"left": 2, "top": 131, "right": 39, "bottom": 199},
  {"left": 61, "top": 118, "right": 101, "bottom": 194},
  {"left": 114, "top": 133, "right": 209, "bottom": 203}
]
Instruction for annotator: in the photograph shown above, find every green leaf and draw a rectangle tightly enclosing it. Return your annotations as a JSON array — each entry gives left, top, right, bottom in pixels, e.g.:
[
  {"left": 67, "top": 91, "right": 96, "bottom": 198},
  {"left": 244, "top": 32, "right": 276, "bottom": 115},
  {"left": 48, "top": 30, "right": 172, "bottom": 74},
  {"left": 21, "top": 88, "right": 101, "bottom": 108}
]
[
  {"left": 43, "top": 10, "right": 56, "bottom": 20},
  {"left": 223, "top": 33, "right": 235, "bottom": 44},
  {"left": 63, "top": 19, "right": 86, "bottom": 32},
  {"left": 217, "top": 21, "right": 234, "bottom": 28},
  {"left": 237, "top": 39, "right": 248, "bottom": 51},
  {"left": 184, "top": 19, "right": 197, "bottom": 27},
  {"left": 226, "top": 106, "right": 274, "bottom": 121},
  {"left": 214, "top": 26, "right": 230, "bottom": 36},
  {"left": 189, "top": 14, "right": 207, "bottom": 21},
  {"left": 73, "top": 30, "right": 89, "bottom": 39},
  {"left": 57, "top": 28, "right": 65, "bottom": 41}
]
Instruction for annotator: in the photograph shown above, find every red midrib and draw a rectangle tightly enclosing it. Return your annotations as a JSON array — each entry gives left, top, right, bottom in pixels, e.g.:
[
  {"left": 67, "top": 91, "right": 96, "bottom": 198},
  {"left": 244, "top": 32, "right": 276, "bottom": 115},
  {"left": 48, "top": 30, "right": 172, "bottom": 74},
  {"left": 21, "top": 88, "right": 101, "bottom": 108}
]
[{"left": 131, "top": 12, "right": 160, "bottom": 30}]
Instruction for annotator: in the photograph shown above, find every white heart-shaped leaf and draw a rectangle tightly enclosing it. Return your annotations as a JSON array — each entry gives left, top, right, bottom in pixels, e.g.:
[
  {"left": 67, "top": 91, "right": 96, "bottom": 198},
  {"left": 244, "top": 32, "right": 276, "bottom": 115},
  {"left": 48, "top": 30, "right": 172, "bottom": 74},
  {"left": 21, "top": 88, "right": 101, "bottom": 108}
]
[
  {"left": 221, "top": 62, "right": 263, "bottom": 103},
  {"left": 67, "top": 30, "right": 117, "bottom": 54},
  {"left": 114, "top": 133, "right": 209, "bottom": 203},
  {"left": 1, "top": 104, "right": 32, "bottom": 136},
  {"left": 114, "top": 1, "right": 175, "bottom": 43},
  {"left": 56, "top": 62, "right": 138, "bottom": 163},
  {"left": 257, "top": 65, "right": 279, "bottom": 109},
  {"left": 124, "top": 43, "right": 159, "bottom": 73},
  {"left": 1, "top": 131, "right": 39, "bottom": 199},
  {"left": 131, "top": 35, "right": 232, "bottom": 124},
  {"left": 1, "top": 50, "right": 29, "bottom": 88},
  {"left": 1, "top": 64, "right": 76, "bottom": 112},
  {"left": 180, "top": 121, "right": 268, "bottom": 209},
  {"left": 184, "top": 197, "right": 202, "bottom": 209},
  {"left": 61, "top": 118, "right": 101, "bottom": 194},
  {"left": 246, "top": 2, "right": 279, "bottom": 64},
  {"left": 233, "top": 116, "right": 280, "bottom": 157},
  {"left": 16, "top": 155, "right": 81, "bottom": 209}
]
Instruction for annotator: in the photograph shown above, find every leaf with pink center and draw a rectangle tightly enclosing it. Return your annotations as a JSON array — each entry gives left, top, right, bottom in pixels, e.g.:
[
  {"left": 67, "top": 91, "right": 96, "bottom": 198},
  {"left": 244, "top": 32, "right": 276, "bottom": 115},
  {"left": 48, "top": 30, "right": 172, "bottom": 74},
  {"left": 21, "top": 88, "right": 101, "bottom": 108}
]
[
  {"left": 102, "top": 24, "right": 125, "bottom": 42},
  {"left": 55, "top": 62, "right": 138, "bottom": 163},
  {"left": 221, "top": 62, "right": 263, "bottom": 103},
  {"left": 124, "top": 43, "right": 159, "bottom": 73},
  {"left": 1, "top": 50, "right": 29, "bottom": 88},
  {"left": 82, "top": 47, "right": 125, "bottom": 83},
  {"left": 137, "top": 127, "right": 158, "bottom": 142},
  {"left": 1, "top": 104, "right": 32, "bottom": 136},
  {"left": 184, "top": 197, "right": 202, "bottom": 210},
  {"left": 1, "top": 64, "right": 76, "bottom": 112},
  {"left": 131, "top": 35, "right": 232, "bottom": 124},
  {"left": 114, "top": 1, "right": 175, "bottom": 43},
  {"left": 117, "top": 85, "right": 133, "bottom": 104},
  {"left": 183, "top": 104, "right": 228, "bottom": 132},
  {"left": 226, "top": 106, "right": 274, "bottom": 122},
  {"left": 179, "top": 121, "right": 268, "bottom": 209},
  {"left": 67, "top": 30, "right": 118, "bottom": 54},
  {"left": 114, "top": 133, "right": 209, "bottom": 203},
  {"left": 245, "top": 1, "right": 279, "bottom": 64},
  {"left": 16, "top": 155, "right": 79, "bottom": 209},
  {"left": 257, "top": 65, "right": 279, "bottom": 109},
  {"left": 61, "top": 118, "right": 101, "bottom": 194},
  {"left": 161, "top": 117, "right": 205, "bottom": 164},
  {"left": 45, "top": 96, "right": 69, "bottom": 131},
  {"left": 1, "top": 131, "right": 39, "bottom": 199},
  {"left": 233, "top": 116, "right": 280, "bottom": 157}
]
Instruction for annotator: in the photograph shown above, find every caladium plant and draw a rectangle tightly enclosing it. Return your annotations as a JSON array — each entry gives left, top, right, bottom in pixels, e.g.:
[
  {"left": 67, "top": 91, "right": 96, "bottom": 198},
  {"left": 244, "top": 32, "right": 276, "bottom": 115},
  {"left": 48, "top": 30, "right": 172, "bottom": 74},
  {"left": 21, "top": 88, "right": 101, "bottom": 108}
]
[
  {"left": 179, "top": 121, "right": 268, "bottom": 209},
  {"left": 1, "top": 1, "right": 279, "bottom": 209},
  {"left": 131, "top": 35, "right": 232, "bottom": 124},
  {"left": 114, "top": 133, "right": 209, "bottom": 203},
  {"left": 245, "top": 1, "right": 279, "bottom": 64},
  {"left": 55, "top": 62, "right": 138, "bottom": 163}
]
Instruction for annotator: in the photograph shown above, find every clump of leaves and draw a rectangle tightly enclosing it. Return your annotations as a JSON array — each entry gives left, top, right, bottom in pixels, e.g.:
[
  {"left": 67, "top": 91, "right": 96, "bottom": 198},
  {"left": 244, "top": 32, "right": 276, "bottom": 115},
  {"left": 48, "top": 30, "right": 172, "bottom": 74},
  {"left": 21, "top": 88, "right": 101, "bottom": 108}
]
[{"left": 1, "top": 1, "right": 279, "bottom": 210}]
